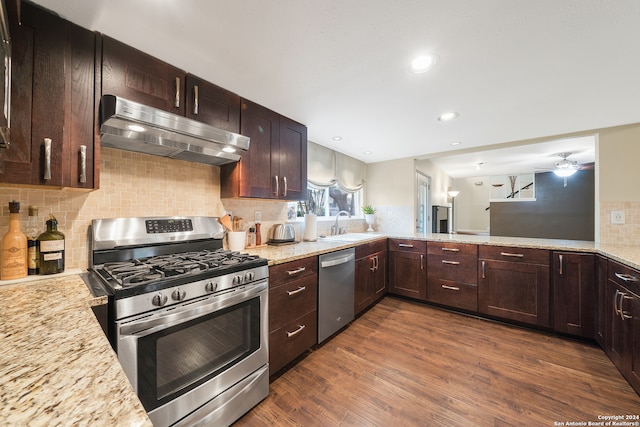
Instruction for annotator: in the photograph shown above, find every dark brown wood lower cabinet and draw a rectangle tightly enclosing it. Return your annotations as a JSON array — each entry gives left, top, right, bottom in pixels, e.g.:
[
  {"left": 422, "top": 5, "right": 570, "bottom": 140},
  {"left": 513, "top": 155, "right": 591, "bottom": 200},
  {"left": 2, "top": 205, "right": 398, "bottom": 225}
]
[
  {"left": 607, "top": 260, "right": 640, "bottom": 394},
  {"left": 268, "top": 256, "right": 318, "bottom": 376},
  {"left": 552, "top": 252, "right": 595, "bottom": 338},
  {"left": 478, "top": 246, "right": 550, "bottom": 327},
  {"left": 388, "top": 239, "right": 426, "bottom": 300},
  {"left": 355, "top": 240, "right": 387, "bottom": 315}
]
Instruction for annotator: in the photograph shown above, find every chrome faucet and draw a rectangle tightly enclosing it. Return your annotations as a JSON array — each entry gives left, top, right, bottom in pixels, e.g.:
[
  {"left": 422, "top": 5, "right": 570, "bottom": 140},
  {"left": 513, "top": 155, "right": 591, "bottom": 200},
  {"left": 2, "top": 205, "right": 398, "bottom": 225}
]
[{"left": 331, "top": 211, "right": 351, "bottom": 235}]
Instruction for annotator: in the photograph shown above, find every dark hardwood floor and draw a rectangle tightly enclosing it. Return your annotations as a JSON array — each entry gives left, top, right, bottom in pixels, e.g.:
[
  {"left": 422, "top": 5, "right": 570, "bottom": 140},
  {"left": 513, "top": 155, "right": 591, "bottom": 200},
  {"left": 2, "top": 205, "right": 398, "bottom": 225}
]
[{"left": 235, "top": 297, "right": 640, "bottom": 426}]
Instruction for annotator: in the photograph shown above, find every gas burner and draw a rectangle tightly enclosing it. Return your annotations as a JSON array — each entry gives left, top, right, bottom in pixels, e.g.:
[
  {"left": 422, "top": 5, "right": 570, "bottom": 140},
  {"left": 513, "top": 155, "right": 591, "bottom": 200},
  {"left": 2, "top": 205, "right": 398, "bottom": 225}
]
[{"left": 97, "top": 248, "right": 266, "bottom": 289}]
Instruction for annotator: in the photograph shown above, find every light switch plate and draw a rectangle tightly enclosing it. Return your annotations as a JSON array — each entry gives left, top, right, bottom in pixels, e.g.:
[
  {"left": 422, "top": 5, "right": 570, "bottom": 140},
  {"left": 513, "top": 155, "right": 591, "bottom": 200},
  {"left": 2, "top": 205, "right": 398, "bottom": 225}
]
[
  {"left": 611, "top": 210, "right": 625, "bottom": 224},
  {"left": 255, "top": 211, "right": 261, "bottom": 223}
]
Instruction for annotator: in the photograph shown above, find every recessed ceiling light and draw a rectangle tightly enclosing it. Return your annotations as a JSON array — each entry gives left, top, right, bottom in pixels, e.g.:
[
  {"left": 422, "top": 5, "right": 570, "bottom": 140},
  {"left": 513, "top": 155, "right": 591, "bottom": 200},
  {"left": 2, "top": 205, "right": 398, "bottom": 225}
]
[
  {"left": 438, "top": 112, "right": 459, "bottom": 122},
  {"left": 450, "top": 142, "right": 462, "bottom": 146},
  {"left": 127, "top": 124, "right": 146, "bottom": 132},
  {"left": 332, "top": 136, "right": 343, "bottom": 141},
  {"left": 409, "top": 54, "right": 438, "bottom": 74},
  {"left": 363, "top": 151, "right": 372, "bottom": 155}
]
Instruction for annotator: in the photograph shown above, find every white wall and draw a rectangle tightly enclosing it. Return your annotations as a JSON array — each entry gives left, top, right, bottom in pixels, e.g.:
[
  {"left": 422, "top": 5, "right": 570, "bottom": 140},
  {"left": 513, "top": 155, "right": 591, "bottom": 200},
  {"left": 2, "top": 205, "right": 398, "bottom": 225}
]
[
  {"left": 364, "top": 158, "right": 416, "bottom": 233},
  {"left": 454, "top": 176, "right": 491, "bottom": 232}
]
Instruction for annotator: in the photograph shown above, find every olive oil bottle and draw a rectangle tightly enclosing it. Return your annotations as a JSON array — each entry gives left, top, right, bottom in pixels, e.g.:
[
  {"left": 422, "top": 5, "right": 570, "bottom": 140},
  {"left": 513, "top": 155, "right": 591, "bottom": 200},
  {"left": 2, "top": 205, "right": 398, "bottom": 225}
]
[
  {"left": 37, "top": 214, "right": 65, "bottom": 275},
  {"left": 1, "top": 201, "right": 28, "bottom": 280}
]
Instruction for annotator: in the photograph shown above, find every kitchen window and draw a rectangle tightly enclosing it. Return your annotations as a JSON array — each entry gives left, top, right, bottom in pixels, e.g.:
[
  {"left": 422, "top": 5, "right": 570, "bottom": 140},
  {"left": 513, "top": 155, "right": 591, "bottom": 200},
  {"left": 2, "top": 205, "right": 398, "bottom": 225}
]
[{"left": 291, "top": 141, "right": 365, "bottom": 220}]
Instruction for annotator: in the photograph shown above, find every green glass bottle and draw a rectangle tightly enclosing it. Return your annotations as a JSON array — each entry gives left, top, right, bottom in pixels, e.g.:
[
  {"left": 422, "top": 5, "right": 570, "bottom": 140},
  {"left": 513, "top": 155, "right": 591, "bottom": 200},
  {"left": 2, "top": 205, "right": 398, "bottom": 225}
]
[{"left": 37, "top": 214, "right": 65, "bottom": 275}]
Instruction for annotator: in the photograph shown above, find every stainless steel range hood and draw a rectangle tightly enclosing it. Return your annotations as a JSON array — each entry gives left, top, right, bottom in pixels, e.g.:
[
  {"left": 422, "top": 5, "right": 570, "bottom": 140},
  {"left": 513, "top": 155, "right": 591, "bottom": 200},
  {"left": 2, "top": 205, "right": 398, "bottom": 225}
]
[{"left": 99, "top": 95, "right": 250, "bottom": 165}]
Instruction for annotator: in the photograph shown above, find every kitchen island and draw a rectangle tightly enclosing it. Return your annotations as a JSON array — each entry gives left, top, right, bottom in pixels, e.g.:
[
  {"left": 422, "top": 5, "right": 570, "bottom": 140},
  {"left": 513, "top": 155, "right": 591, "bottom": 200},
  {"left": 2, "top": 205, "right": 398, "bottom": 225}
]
[{"left": 2, "top": 233, "right": 640, "bottom": 426}]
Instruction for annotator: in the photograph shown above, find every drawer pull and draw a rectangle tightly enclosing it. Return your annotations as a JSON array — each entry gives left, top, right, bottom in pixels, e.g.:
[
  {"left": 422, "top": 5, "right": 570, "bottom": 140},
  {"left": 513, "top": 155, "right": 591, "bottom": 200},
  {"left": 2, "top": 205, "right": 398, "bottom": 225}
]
[
  {"left": 441, "top": 284, "right": 460, "bottom": 291},
  {"left": 481, "top": 261, "right": 486, "bottom": 279},
  {"left": 286, "top": 324, "right": 306, "bottom": 338},
  {"left": 399, "top": 243, "right": 414, "bottom": 248},
  {"left": 500, "top": 252, "right": 524, "bottom": 258},
  {"left": 615, "top": 272, "right": 639, "bottom": 283},
  {"left": 286, "top": 286, "right": 306, "bottom": 296},
  {"left": 442, "top": 260, "right": 460, "bottom": 265},
  {"left": 287, "top": 266, "right": 306, "bottom": 275},
  {"left": 420, "top": 254, "right": 424, "bottom": 270},
  {"left": 441, "top": 247, "right": 460, "bottom": 252}
]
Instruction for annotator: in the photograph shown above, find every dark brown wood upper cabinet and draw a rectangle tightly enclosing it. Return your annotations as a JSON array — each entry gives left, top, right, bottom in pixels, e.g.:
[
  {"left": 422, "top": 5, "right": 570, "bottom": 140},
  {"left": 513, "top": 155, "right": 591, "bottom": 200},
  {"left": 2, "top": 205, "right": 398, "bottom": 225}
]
[
  {"left": 221, "top": 98, "right": 307, "bottom": 200},
  {"left": 2, "top": 1, "right": 97, "bottom": 188},
  {"left": 101, "top": 36, "right": 186, "bottom": 115},
  {"left": 551, "top": 252, "right": 595, "bottom": 338},
  {"left": 184, "top": 75, "right": 240, "bottom": 133}
]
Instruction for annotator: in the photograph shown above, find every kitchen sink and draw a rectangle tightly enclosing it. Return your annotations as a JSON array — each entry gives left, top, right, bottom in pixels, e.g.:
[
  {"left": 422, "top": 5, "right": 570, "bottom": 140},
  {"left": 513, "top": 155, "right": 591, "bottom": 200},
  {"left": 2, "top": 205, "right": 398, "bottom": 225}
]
[{"left": 319, "top": 233, "right": 382, "bottom": 242}]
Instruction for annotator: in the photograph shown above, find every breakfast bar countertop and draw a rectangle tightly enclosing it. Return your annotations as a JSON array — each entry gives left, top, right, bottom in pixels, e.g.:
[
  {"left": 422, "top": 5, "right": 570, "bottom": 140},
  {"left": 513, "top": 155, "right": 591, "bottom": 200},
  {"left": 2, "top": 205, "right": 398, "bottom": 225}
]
[{"left": 0, "top": 274, "right": 152, "bottom": 426}]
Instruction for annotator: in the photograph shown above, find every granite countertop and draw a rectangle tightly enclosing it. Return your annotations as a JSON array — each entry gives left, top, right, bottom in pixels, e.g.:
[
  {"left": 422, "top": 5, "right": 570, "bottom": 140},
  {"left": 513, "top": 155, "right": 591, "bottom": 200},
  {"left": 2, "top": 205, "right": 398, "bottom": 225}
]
[
  {"left": 0, "top": 275, "right": 152, "bottom": 426},
  {"left": 246, "top": 232, "right": 640, "bottom": 271},
  {"left": 1, "top": 233, "right": 639, "bottom": 426}
]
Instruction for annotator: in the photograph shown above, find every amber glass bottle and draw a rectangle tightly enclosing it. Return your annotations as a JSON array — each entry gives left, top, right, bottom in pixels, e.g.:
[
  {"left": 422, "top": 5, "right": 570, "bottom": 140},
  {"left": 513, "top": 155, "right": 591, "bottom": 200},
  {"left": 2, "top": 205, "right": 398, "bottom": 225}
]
[
  {"left": 1, "top": 201, "right": 28, "bottom": 280},
  {"left": 37, "top": 214, "right": 65, "bottom": 275}
]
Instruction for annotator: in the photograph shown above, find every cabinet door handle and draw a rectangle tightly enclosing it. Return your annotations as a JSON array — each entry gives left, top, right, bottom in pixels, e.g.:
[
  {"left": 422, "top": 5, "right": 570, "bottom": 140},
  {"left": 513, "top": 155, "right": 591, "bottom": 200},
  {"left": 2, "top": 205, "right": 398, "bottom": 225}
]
[
  {"left": 79, "top": 145, "right": 87, "bottom": 184},
  {"left": 193, "top": 84, "right": 199, "bottom": 115},
  {"left": 370, "top": 255, "right": 376, "bottom": 272},
  {"left": 442, "top": 260, "right": 460, "bottom": 265},
  {"left": 621, "top": 294, "right": 633, "bottom": 321},
  {"left": 43, "top": 138, "right": 52, "bottom": 180},
  {"left": 286, "top": 286, "right": 306, "bottom": 296},
  {"left": 613, "top": 289, "right": 622, "bottom": 316},
  {"left": 286, "top": 266, "right": 306, "bottom": 276},
  {"left": 500, "top": 252, "right": 524, "bottom": 258},
  {"left": 282, "top": 176, "right": 287, "bottom": 197},
  {"left": 481, "top": 261, "right": 486, "bottom": 279},
  {"left": 399, "top": 243, "right": 414, "bottom": 248},
  {"left": 559, "top": 254, "right": 563, "bottom": 275},
  {"left": 375, "top": 255, "right": 379, "bottom": 271},
  {"left": 420, "top": 254, "right": 424, "bottom": 270},
  {"left": 175, "top": 77, "right": 181, "bottom": 108},
  {"left": 614, "top": 272, "right": 639, "bottom": 283},
  {"left": 441, "top": 284, "right": 460, "bottom": 291},
  {"left": 273, "top": 175, "right": 279, "bottom": 196},
  {"left": 441, "top": 247, "right": 460, "bottom": 252},
  {"left": 286, "top": 324, "right": 306, "bottom": 338}
]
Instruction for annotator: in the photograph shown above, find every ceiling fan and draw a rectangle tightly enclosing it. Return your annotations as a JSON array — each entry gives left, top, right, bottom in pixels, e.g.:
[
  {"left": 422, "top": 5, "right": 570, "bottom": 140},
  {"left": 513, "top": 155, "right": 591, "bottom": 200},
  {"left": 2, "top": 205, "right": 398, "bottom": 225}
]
[{"left": 551, "top": 152, "right": 581, "bottom": 187}]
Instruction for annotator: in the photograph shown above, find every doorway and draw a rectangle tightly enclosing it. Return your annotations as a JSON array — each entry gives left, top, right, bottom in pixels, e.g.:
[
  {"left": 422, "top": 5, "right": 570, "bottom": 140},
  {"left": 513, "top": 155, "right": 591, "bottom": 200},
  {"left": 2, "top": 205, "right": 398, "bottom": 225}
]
[{"left": 416, "top": 172, "right": 431, "bottom": 233}]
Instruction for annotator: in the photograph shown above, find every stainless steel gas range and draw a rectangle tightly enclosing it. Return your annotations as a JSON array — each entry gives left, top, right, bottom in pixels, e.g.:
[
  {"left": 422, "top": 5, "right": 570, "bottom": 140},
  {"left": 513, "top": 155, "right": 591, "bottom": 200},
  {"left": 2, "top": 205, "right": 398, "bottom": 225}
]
[{"left": 85, "top": 216, "right": 269, "bottom": 427}]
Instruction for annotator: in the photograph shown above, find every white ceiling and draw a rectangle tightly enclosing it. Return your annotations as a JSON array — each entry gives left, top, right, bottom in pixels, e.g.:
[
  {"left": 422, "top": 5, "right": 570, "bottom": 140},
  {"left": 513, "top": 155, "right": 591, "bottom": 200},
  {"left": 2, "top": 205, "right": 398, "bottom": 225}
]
[{"left": 28, "top": 0, "right": 640, "bottom": 175}]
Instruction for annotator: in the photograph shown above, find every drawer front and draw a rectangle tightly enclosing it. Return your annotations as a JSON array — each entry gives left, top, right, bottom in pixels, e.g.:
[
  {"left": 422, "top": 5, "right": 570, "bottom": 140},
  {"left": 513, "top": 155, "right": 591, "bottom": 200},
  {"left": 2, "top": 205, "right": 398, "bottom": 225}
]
[
  {"left": 270, "top": 274, "right": 317, "bottom": 332},
  {"left": 269, "top": 310, "right": 317, "bottom": 374},
  {"left": 608, "top": 259, "right": 640, "bottom": 295},
  {"left": 427, "top": 279, "right": 477, "bottom": 311},
  {"left": 427, "top": 241, "right": 477, "bottom": 257},
  {"left": 427, "top": 255, "right": 477, "bottom": 284},
  {"left": 269, "top": 256, "right": 317, "bottom": 285},
  {"left": 355, "top": 239, "right": 387, "bottom": 259},
  {"left": 388, "top": 239, "right": 426, "bottom": 253},
  {"left": 479, "top": 245, "right": 549, "bottom": 265}
]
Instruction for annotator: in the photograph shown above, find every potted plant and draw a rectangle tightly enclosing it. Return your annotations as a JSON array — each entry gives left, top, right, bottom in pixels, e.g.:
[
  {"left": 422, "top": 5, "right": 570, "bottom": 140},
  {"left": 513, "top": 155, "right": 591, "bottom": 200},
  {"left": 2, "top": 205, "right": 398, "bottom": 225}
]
[{"left": 362, "top": 205, "right": 376, "bottom": 232}]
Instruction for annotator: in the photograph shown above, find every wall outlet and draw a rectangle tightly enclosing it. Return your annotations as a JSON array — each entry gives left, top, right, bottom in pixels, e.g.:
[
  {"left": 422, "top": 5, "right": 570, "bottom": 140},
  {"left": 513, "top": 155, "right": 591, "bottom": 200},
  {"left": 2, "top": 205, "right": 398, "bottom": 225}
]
[
  {"left": 610, "top": 210, "right": 625, "bottom": 224},
  {"left": 255, "top": 211, "right": 261, "bottom": 223}
]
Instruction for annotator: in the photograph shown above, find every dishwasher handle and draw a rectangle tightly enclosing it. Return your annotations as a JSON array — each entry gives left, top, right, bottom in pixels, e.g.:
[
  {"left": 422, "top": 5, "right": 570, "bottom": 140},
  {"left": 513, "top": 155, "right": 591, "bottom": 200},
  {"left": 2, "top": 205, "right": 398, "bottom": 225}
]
[{"left": 320, "top": 253, "right": 355, "bottom": 268}]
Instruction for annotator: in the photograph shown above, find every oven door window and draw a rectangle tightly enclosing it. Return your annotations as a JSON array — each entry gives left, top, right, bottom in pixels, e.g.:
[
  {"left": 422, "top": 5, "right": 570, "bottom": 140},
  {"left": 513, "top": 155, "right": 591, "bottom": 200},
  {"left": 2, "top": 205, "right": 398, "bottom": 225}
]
[{"left": 136, "top": 296, "right": 260, "bottom": 411}]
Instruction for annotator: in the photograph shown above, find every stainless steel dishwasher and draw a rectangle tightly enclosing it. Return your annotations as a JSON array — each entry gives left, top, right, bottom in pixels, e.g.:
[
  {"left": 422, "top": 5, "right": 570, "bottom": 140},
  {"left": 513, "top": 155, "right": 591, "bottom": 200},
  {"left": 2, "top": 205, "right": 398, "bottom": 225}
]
[{"left": 318, "top": 247, "right": 355, "bottom": 343}]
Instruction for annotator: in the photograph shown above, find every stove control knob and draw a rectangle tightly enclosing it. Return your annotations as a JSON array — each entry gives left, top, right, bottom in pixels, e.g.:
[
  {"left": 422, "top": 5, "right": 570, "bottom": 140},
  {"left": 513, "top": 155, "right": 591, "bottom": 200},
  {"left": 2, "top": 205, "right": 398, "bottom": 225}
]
[
  {"left": 152, "top": 293, "right": 168, "bottom": 307},
  {"left": 244, "top": 272, "right": 255, "bottom": 282},
  {"left": 233, "top": 275, "right": 243, "bottom": 285},
  {"left": 171, "top": 288, "right": 186, "bottom": 301},
  {"left": 205, "top": 282, "right": 218, "bottom": 293}
]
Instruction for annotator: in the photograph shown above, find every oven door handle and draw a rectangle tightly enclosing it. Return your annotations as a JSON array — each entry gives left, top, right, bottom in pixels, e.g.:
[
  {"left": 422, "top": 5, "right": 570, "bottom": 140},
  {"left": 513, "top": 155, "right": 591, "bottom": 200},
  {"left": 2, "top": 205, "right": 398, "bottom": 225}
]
[{"left": 119, "top": 282, "right": 267, "bottom": 338}]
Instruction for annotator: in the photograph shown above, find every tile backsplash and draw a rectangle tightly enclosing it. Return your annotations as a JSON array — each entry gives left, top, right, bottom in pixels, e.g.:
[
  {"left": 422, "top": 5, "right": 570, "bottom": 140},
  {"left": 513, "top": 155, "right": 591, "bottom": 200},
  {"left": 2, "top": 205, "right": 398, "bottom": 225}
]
[{"left": 600, "top": 202, "right": 640, "bottom": 246}]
